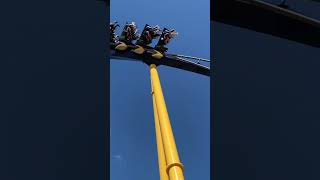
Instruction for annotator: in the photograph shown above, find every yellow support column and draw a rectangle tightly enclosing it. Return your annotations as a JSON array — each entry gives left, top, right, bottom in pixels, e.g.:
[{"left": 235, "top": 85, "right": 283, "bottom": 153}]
[
  {"left": 151, "top": 82, "right": 169, "bottom": 180},
  {"left": 150, "top": 64, "right": 184, "bottom": 180}
]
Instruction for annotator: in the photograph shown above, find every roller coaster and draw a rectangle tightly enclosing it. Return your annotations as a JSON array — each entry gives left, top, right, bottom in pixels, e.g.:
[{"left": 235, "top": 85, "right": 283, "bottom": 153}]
[
  {"left": 110, "top": 22, "right": 211, "bottom": 76},
  {"left": 107, "top": 0, "right": 320, "bottom": 180},
  {"left": 110, "top": 21, "right": 210, "bottom": 180}
]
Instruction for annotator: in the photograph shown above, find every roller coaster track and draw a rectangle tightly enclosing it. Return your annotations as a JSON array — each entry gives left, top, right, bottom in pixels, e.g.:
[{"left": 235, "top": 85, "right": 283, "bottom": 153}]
[
  {"left": 110, "top": 49, "right": 210, "bottom": 76},
  {"left": 213, "top": 0, "right": 320, "bottom": 48},
  {"left": 110, "top": 21, "right": 210, "bottom": 179}
]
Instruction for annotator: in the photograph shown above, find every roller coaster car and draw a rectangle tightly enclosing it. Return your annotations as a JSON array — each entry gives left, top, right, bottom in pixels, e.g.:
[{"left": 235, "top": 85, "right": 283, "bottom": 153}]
[
  {"left": 115, "top": 22, "right": 139, "bottom": 51},
  {"left": 111, "top": 24, "right": 177, "bottom": 60},
  {"left": 132, "top": 24, "right": 161, "bottom": 56},
  {"left": 132, "top": 27, "right": 178, "bottom": 60},
  {"left": 152, "top": 28, "right": 178, "bottom": 59}
]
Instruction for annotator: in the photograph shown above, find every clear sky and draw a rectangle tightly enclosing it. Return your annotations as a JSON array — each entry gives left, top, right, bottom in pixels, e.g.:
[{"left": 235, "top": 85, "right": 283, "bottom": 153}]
[{"left": 110, "top": 0, "right": 210, "bottom": 180}]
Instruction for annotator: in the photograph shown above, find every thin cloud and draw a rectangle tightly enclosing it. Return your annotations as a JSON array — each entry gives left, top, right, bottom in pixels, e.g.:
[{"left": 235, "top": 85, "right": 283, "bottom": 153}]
[{"left": 112, "top": 154, "right": 122, "bottom": 160}]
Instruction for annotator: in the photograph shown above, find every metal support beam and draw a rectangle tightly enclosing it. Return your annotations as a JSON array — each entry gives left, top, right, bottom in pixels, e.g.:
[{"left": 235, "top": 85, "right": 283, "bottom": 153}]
[
  {"left": 152, "top": 80, "right": 169, "bottom": 180},
  {"left": 150, "top": 64, "right": 184, "bottom": 180}
]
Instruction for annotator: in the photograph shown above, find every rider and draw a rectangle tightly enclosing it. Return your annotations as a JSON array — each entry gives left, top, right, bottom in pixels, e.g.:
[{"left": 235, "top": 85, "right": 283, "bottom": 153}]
[
  {"left": 119, "top": 22, "right": 139, "bottom": 45},
  {"left": 137, "top": 25, "right": 161, "bottom": 47},
  {"left": 155, "top": 28, "right": 178, "bottom": 53},
  {"left": 110, "top": 21, "right": 119, "bottom": 43},
  {"left": 162, "top": 29, "right": 177, "bottom": 45}
]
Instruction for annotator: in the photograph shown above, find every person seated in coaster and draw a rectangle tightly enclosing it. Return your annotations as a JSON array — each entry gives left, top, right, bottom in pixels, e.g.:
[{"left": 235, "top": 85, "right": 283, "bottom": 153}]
[
  {"left": 155, "top": 28, "right": 178, "bottom": 53},
  {"left": 110, "top": 21, "right": 120, "bottom": 43},
  {"left": 119, "top": 22, "right": 139, "bottom": 45},
  {"left": 136, "top": 24, "right": 161, "bottom": 48}
]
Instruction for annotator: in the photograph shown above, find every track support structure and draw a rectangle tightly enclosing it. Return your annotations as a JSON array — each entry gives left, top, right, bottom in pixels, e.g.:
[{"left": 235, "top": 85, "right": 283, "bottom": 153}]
[{"left": 150, "top": 64, "right": 184, "bottom": 180}]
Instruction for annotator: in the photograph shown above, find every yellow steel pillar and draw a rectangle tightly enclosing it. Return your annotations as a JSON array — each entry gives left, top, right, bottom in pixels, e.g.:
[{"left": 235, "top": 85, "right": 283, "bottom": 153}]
[
  {"left": 150, "top": 64, "right": 184, "bottom": 180},
  {"left": 151, "top": 82, "right": 169, "bottom": 180}
]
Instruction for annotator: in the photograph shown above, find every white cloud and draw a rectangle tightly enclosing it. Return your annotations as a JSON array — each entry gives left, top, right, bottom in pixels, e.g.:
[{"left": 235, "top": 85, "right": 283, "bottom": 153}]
[{"left": 112, "top": 154, "right": 122, "bottom": 160}]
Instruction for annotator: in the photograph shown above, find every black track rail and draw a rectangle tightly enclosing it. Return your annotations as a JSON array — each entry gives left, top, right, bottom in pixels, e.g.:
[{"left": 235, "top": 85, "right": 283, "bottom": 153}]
[
  {"left": 213, "top": 0, "right": 320, "bottom": 48},
  {"left": 110, "top": 49, "right": 210, "bottom": 77}
]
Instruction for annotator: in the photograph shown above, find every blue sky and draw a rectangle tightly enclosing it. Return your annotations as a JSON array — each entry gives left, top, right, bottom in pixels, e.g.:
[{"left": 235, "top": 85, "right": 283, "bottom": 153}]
[{"left": 110, "top": 0, "right": 210, "bottom": 180}]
